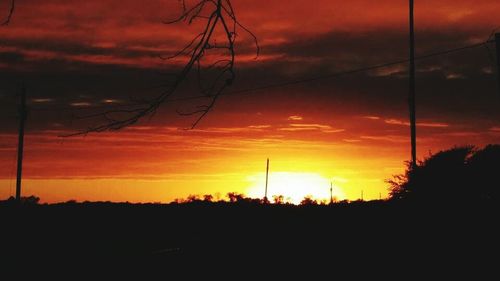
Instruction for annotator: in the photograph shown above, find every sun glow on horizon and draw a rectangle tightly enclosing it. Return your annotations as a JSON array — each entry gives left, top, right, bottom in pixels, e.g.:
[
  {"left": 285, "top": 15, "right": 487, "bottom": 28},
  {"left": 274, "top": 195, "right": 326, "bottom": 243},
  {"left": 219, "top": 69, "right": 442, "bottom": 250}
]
[{"left": 246, "top": 172, "right": 346, "bottom": 204}]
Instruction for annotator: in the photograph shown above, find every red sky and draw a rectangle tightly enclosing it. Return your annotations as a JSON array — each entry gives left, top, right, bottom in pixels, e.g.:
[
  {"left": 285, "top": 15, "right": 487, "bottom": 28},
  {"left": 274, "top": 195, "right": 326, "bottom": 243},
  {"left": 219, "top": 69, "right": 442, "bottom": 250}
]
[{"left": 0, "top": 0, "right": 499, "bottom": 203}]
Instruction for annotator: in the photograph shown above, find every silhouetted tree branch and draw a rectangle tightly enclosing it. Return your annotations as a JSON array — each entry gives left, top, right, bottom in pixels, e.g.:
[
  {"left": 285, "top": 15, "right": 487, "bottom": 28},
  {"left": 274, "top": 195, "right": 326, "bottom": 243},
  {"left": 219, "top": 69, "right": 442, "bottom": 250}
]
[
  {"left": 1, "top": 0, "right": 15, "bottom": 25},
  {"left": 64, "top": 0, "right": 258, "bottom": 137}
]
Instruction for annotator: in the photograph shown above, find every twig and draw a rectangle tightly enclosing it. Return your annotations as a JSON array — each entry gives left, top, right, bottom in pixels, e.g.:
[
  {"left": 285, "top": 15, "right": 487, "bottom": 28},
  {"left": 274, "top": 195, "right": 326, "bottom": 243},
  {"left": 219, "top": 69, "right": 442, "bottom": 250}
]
[
  {"left": 1, "top": 0, "right": 15, "bottom": 26},
  {"left": 63, "top": 0, "right": 258, "bottom": 136}
]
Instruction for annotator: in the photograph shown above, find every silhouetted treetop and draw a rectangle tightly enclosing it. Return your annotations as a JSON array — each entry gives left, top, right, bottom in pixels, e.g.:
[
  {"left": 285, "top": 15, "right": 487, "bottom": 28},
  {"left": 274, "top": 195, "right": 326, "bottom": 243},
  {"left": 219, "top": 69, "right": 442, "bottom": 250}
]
[{"left": 389, "top": 145, "right": 500, "bottom": 203}]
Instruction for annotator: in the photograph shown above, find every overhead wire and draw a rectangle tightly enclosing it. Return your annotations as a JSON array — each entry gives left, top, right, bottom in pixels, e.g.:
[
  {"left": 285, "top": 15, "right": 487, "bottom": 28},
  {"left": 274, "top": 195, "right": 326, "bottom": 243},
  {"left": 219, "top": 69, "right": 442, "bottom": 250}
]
[{"left": 26, "top": 38, "right": 496, "bottom": 112}]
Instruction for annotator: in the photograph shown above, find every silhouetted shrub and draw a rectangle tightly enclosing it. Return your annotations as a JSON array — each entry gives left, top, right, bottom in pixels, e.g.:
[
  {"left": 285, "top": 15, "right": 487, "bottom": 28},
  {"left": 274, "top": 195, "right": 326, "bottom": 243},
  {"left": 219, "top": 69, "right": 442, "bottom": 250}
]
[
  {"left": 300, "top": 196, "right": 317, "bottom": 205},
  {"left": 389, "top": 145, "right": 499, "bottom": 203},
  {"left": 21, "top": 195, "right": 41, "bottom": 205},
  {"left": 186, "top": 195, "right": 201, "bottom": 203},
  {"left": 273, "top": 195, "right": 285, "bottom": 204},
  {"left": 227, "top": 192, "right": 245, "bottom": 203},
  {"left": 203, "top": 194, "right": 214, "bottom": 202},
  {"left": 467, "top": 144, "right": 500, "bottom": 201}
]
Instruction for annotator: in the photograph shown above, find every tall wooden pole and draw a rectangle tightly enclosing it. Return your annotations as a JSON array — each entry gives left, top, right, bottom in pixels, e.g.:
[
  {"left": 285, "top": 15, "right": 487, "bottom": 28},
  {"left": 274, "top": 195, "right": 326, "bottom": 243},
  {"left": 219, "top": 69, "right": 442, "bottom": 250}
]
[
  {"left": 264, "top": 158, "right": 269, "bottom": 201},
  {"left": 409, "top": 0, "right": 417, "bottom": 169},
  {"left": 495, "top": 33, "right": 500, "bottom": 97},
  {"left": 16, "top": 85, "right": 27, "bottom": 202},
  {"left": 330, "top": 182, "right": 333, "bottom": 205}
]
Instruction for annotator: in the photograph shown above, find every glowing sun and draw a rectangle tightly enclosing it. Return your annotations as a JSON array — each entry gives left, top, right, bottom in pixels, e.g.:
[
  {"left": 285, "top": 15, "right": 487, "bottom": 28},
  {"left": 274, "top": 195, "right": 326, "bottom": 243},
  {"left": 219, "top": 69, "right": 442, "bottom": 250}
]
[{"left": 246, "top": 172, "right": 346, "bottom": 204}]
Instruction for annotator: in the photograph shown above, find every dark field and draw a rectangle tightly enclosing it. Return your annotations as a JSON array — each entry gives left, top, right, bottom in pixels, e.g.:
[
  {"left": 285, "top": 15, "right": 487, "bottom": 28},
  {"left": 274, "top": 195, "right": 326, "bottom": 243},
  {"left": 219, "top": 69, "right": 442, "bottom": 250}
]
[{"left": 1, "top": 200, "right": 498, "bottom": 279}]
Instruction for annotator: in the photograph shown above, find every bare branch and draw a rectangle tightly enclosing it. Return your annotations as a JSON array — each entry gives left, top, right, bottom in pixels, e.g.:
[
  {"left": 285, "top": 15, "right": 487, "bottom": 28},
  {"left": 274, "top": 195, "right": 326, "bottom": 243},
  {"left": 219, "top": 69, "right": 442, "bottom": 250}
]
[
  {"left": 163, "top": 0, "right": 208, "bottom": 24},
  {"left": 63, "top": 0, "right": 258, "bottom": 136},
  {"left": 221, "top": 2, "right": 260, "bottom": 58},
  {"left": 159, "top": 33, "right": 204, "bottom": 60},
  {"left": 1, "top": 0, "right": 15, "bottom": 26}
]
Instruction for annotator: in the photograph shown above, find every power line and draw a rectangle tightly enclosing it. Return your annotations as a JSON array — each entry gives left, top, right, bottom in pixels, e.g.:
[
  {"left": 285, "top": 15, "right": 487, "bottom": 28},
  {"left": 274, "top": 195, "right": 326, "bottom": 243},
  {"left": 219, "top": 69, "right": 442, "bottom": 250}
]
[
  {"left": 219, "top": 39, "right": 494, "bottom": 98},
  {"left": 28, "top": 39, "right": 495, "bottom": 112}
]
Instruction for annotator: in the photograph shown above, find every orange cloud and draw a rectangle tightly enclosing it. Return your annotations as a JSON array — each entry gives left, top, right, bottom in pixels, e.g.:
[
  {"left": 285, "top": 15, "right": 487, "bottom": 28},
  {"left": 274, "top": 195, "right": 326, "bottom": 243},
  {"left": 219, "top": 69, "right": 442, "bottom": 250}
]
[
  {"left": 288, "top": 115, "right": 303, "bottom": 121},
  {"left": 362, "top": 116, "right": 381, "bottom": 120},
  {"left": 385, "top": 119, "right": 450, "bottom": 128}
]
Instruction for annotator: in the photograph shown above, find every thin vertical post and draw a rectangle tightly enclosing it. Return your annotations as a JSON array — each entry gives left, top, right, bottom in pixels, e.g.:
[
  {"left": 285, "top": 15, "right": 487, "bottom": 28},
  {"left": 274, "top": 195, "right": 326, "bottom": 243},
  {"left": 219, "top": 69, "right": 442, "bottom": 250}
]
[
  {"left": 330, "top": 182, "right": 333, "bottom": 205},
  {"left": 264, "top": 158, "right": 269, "bottom": 202},
  {"left": 495, "top": 33, "right": 500, "bottom": 97},
  {"left": 16, "top": 85, "right": 27, "bottom": 203},
  {"left": 409, "top": 0, "right": 417, "bottom": 169},
  {"left": 361, "top": 190, "right": 364, "bottom": 201}
]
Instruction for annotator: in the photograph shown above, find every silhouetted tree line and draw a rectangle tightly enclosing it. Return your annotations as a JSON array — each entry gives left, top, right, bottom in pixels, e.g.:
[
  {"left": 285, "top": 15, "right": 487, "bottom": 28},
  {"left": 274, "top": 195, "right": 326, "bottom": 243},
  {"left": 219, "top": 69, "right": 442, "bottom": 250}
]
[
  {"left": 388, "top": 145, "right": 500, "bottom": 203},
  {"left": 3, "top": 144, "right": 498, "bottom": 207},
  {"left": 173, "top": 192, "right": 350, "bottom": 206},
  {"left": 4, "top": 195, "right": 40, "bottom": 204},
  {"left": 174, "top": 192, "right": 276, "bottom": 205}
]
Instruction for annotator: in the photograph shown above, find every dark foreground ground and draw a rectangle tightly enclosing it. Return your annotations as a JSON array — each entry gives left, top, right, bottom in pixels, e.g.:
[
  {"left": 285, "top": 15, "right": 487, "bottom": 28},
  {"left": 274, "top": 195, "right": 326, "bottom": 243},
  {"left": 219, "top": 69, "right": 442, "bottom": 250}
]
[{"left": 1, "top": 200, "right": 498, "bottom": 279}]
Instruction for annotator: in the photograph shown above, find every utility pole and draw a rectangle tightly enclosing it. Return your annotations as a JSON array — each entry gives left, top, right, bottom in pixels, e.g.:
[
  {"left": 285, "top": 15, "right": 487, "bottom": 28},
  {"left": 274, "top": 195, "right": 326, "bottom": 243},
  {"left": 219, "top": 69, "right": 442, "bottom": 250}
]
[
  {"left": 361, "top": 190, "right": 364, "bottom": 201},
  {"left": 330, "top": 182, "right": 333, "bottom": 205},
  {"left": 264, "top": 158, "right": 269, "bottom": 202},
  {"left": 409, "top": 0, "right": 417, "bottom": 169},
  {"left": 16, "top": 85, "right": 27, "bottom": 203},
  {"left": 495, "top": 33, "right": 500, "bottom": 97}
]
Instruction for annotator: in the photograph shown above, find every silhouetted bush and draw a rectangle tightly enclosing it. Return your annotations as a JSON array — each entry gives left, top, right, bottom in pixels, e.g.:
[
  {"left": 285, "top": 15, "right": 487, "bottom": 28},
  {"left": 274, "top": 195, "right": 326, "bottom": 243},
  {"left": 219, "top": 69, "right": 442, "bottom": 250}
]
[
  {"left": 389, "top": 145, "right": 500, "bottom": 203},
  {"left": 203, "top": 194, "right": 214, "bottom": 202},
  {"left": 300, "top": 196, "right": 317, "bottom": 205},
  {"left": 273, "top": 195, "right": 285, "bottom": 204},
  {"left": 186, "top": 194, "right": 201, "bottom": 202},
  {"left": 227, "top": 192, "right": 245, "bottom": 203},
  {"left": 467, "top": 144, "right": 500, "bottom": 201}
]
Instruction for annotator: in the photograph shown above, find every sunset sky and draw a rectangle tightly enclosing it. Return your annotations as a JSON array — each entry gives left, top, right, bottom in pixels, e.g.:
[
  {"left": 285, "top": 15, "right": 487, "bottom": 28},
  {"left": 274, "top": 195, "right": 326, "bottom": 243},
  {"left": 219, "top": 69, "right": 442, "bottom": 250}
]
[{"left": 0, "top": 0, "right": 499, "bottom": 203}]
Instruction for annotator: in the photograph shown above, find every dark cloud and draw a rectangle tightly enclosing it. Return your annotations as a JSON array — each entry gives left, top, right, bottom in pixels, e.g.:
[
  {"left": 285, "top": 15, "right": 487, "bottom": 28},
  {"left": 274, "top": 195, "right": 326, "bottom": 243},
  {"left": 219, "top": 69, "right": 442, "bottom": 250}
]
[
  {"left": 0, "top": 1, "right": 498, "bottom": 136},
  {"left": 0, "top": 37, "right": 178, "bottom": 60},
  {"left": 0, "top": 51, "right": 25, "bottom": 64}
]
